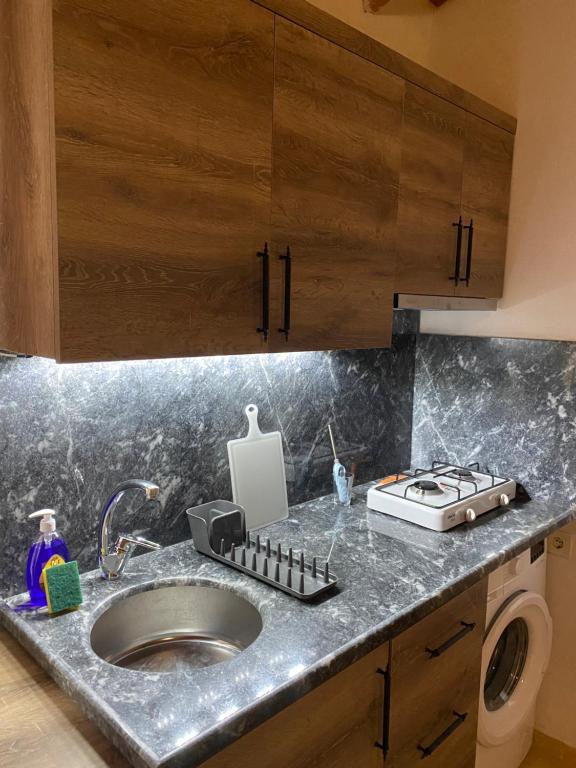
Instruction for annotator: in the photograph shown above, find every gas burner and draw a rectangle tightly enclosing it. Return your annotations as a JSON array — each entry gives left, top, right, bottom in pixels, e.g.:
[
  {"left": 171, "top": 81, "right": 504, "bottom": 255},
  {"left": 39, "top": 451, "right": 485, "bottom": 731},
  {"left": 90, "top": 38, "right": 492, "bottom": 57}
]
[
  {"left": 410, "top": 480, "right": 442, "bottom": 496},
  {"left": 451, "top": 468, "right": 474, "bottom": 479},
  {"left": 367, "top": 462, "right": 517, "bottom": 532}
]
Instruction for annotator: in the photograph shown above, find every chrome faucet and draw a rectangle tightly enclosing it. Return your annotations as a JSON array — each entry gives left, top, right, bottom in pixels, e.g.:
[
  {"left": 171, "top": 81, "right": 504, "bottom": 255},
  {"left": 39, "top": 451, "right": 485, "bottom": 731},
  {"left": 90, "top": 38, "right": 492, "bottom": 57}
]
[{"left": 98, "top": 479, "right": 162, "bottom": 580}]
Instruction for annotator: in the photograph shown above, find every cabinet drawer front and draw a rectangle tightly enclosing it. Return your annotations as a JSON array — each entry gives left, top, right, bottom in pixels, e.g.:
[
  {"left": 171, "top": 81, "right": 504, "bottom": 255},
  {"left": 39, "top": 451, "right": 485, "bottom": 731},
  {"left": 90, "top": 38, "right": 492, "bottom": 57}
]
[
  {"left": 389, "top": 580, "right": 487, "bottom": 768},
  {"left": 389, "top": 705, "right": 477, "bottom": 768}
]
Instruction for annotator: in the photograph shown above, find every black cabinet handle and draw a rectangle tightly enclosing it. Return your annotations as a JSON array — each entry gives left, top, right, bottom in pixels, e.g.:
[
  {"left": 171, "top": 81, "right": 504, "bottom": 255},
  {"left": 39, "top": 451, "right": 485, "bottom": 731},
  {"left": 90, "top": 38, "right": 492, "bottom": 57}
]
[
  {"left": 374, "top": 666, "right": 391, "bottom": 757},
  {"left": 256, "top": 242, "right": 270, "bottom": 340},
  {"left": 425, "top": 621, "right": 476, "bottom": 658},
  {"left": 278, "top": 246, "right": 292, "bottom": 340},
  {"left": 449, "top": 217, "right": 463, "bottom": 285},
  {"left": 417, "top": 711, "right": 467, "bottom": 758},
  {"left": 462, "top": 219, "right": 474, "bottom": 287}
]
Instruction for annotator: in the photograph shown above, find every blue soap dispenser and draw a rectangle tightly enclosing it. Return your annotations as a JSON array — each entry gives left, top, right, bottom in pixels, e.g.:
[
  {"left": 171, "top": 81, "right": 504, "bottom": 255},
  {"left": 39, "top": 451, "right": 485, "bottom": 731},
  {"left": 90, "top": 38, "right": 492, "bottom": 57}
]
[{"left": 25, "top": 509, "right": 70, "bottom": 608}]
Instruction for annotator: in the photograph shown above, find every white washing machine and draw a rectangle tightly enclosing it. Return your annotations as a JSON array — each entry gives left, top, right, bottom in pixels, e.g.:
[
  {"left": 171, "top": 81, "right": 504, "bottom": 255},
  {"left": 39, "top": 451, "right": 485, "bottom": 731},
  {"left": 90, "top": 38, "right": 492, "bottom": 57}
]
[{"left": 476, "top": 542, "right": 553, "bottom": 768}]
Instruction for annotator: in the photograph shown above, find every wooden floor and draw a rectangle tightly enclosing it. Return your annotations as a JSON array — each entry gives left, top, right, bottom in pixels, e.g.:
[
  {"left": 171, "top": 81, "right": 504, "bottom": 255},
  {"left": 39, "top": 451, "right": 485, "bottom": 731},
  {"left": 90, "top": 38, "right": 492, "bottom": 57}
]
[
  {"left": 0, "top": 628, "right": 129, "bottom": 768},
  {"left": 522, "top": 731, "right": 576, "bottom": 767}
]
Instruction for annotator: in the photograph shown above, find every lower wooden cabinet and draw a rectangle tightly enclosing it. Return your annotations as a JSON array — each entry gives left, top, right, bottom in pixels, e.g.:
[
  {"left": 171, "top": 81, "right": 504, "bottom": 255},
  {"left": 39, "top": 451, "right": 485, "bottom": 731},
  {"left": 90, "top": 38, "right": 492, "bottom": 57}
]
[
  {"left": 387, "top": 579, "right": 487, "bottom": 768},
  {"left": 199, "top": 643, "right": 389, "bottom": 768},
  {"left": 200, "top": 579, "right": 487, "bottom": 768}
]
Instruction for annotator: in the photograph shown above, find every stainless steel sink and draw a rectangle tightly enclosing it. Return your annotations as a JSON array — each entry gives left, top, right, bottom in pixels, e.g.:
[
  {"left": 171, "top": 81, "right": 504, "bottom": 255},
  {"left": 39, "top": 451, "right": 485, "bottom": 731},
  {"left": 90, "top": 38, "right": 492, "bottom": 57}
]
[{"left": 90, "top": 583, "right": 262, "bottom": 673}]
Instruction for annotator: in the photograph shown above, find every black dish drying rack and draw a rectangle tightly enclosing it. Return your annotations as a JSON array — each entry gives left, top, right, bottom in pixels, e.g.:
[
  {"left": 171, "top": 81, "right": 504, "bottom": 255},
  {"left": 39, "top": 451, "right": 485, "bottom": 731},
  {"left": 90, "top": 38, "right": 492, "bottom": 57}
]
[{"left": 187, "top": 501, "right": 337, "bottom": 601}]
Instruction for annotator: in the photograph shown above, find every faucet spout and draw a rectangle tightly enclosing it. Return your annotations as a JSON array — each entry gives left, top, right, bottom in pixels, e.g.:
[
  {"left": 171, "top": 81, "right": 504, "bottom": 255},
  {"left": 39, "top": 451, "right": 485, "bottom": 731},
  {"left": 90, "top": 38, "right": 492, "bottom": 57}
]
[{"left": 98, "top": 479, "right": 161, "bottom": 580}]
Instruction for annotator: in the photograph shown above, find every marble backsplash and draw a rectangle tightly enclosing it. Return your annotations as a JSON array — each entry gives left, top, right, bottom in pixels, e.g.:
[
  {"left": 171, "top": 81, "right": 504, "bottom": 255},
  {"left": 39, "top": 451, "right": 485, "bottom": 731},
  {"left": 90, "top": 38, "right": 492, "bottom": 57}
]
[
  {"left": 0, "top": 312, "right": 418, "bottom": 596},
  {"left": 412, "top": 333, "right": 576, "bottom": 503}
]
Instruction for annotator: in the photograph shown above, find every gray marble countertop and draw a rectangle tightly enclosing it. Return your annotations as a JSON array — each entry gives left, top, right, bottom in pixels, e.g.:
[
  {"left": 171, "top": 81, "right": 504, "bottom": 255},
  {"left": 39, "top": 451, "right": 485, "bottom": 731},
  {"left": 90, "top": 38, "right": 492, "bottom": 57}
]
[{"left": 1, "top": 484, "right": 574, "bottom": 768}]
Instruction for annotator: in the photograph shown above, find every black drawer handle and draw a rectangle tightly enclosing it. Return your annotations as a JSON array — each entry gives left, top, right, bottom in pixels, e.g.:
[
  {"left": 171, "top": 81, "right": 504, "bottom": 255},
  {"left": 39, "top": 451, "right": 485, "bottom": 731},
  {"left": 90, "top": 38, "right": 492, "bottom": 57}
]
[
  {"left": 425, "top": 621, "right": 475, "bottom": 658},
  {"left": 461, "top": 219, "right": 474, "bottom": 286},
  {"left": 256, "top": 242, "right": 270, "bottom": 340},
  {"left": 449, "top": 217, "right": 463, "bottom": 285},
  {"left": 417, "top": 711, "right": 467, "bottom": 759},
  {"left": 278, "top": 246, "right": 292, "bottom": 340},
  {"left": 374, "top": 666, "right": 391, "bottom": 757}
]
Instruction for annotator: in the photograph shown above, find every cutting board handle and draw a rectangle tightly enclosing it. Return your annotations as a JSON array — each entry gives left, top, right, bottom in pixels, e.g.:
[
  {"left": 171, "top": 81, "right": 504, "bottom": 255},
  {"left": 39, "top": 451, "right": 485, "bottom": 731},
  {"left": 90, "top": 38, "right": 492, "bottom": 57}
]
[{"left": 245, "top": 404, "right": 263, "bottom": 440}]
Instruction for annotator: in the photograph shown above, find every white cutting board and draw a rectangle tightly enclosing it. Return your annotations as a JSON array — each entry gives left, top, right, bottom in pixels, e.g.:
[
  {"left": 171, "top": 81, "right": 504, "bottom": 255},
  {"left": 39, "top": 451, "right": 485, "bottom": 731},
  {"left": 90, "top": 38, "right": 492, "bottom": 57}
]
[{"left": 227, "top": 404, "right": 289, "bottom": 530}]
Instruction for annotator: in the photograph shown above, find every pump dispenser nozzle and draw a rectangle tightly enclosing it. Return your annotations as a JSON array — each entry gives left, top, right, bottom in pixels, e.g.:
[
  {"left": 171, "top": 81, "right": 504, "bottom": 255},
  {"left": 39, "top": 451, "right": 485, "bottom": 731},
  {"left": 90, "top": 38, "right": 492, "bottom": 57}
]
[{"left": 29, "top": 509, "right": 57, "bottom": 534}]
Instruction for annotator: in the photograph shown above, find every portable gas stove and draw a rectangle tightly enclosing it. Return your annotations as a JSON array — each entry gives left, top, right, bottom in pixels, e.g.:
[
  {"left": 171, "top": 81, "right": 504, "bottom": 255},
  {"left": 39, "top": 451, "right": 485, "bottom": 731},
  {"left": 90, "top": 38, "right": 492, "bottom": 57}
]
[{"left": 366, "top": 462, "right": 516, "bottom": 532}]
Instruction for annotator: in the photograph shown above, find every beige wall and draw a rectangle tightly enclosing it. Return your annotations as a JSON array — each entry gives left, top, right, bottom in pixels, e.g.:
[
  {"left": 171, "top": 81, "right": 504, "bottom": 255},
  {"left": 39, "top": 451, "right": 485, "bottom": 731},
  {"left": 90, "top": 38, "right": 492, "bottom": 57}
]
[{"left": 310, "top": 0, "right": 576, "bottom": 343}]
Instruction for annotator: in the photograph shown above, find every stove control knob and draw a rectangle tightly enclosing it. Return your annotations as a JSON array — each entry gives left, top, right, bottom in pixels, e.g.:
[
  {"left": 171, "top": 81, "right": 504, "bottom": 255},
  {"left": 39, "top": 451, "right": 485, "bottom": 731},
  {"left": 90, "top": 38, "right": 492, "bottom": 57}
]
[
  {"left": 465, "top": 508, "right": 477, "bottom": 523},
  {"left": 499, "top": 493, "right": 510, "bottom": 507}
]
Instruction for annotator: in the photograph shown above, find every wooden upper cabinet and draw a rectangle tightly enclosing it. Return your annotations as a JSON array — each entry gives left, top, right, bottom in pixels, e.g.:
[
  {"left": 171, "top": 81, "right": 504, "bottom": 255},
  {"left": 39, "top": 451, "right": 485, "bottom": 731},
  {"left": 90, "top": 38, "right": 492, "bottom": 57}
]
[
  {"left": 0, "top": 0, "right": 57, "bottom": 358},
  {"left": 1, "top": 0, "right": 516, "bottom": 361},
  {"left": 456, "top": 113, "right": 514, "bottom": 298},
  {"left": 53, "top": 0, "right": 275, "bottom": 361},
  {"left": 1, "top": 0, "right": 275, "bottom": 361},
  {"left": 270, "top": 19, "right": 404, "bottom": 352},
  {"left": 396, "top": 85, "right": 514, "bottom": 300},
  {"left": 396, "top": 84, "right": 465, "bottom": 296}
]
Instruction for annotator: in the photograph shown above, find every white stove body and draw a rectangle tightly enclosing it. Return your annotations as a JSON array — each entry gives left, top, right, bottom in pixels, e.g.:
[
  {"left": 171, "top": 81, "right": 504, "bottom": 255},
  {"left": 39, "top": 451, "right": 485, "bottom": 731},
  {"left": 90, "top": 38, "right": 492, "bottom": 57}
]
[{"left": 366, "top": 465, "right": 517, "bottom": 532}]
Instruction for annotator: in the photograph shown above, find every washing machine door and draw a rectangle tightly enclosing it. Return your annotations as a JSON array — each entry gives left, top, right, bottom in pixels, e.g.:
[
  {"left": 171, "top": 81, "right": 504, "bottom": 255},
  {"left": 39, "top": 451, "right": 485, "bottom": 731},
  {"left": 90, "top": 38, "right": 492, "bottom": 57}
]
[{"left": 478, "top": 590, "right": 552, "bottom": 747}]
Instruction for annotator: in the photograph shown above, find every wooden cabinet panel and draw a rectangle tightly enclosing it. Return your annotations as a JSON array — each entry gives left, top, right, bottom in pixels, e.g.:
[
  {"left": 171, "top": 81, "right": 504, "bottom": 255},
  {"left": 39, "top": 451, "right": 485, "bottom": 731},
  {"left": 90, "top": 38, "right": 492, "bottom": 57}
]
[
  {"left": 395, "top": 84, "right": 465, "bottom": 296},
  {"left": 52, "top": 0, "right": 274, "bottom": 361},
  {"left": 456, "top": 113, "right": 514, "bottom": 299},
  {"left": 1, "top": 0, "right": 516, "bottom": 361},
  {"left": 270, "top": 19, "right": 403, "bottom": 352},
  {"left": 395, "top": 86, "right": 514, "bottom": 301},
  {"left": 388, "top": 580, "right": 487, "bottom": 768},
  {"left": 199, "top": 643, "right": 389, "bottom": 768},
  {"left": 0, "top": 0, "right": 57, "bottom": 357}
]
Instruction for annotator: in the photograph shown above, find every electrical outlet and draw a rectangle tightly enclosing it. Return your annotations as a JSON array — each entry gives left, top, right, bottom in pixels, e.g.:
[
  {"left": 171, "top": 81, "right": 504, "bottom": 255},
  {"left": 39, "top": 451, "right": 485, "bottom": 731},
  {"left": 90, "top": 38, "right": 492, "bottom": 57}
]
[{"left": 549, "top": 532, "right": 572, "bottom": 559}]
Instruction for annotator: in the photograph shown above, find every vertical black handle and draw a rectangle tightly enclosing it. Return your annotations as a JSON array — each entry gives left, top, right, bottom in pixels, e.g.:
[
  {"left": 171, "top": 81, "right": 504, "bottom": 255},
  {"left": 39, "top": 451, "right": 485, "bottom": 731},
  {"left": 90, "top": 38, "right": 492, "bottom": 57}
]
[
  {"left": 256, "top": 243, "right": 270, "bottom": 340},
  {"left": 374, "top": 666, "right": 391, "bottom": 757},
  {"left": 462, "top": 219, "right": 474, "bottom": 287},
  {"left": 450, "top": 217, "right": 463, "bottom": 285},
  {"left": 278, "top": 246, "right": 292, "bottom": 340}
]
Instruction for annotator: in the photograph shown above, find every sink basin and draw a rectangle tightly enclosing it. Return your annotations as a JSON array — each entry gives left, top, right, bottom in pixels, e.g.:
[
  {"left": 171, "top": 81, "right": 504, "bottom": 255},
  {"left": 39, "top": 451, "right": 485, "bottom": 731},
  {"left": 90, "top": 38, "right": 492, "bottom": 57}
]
[{"left": 90, "top": 583, "right": 262, "bottom": 673}]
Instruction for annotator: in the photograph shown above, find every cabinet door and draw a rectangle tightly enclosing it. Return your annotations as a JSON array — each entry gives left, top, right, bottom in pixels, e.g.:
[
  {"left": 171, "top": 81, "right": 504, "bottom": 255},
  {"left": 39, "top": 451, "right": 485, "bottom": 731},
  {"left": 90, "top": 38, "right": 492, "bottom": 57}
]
[
  {"left": 456, "top": 114, "right": 514, "bottom": 299},
  {"left": 53, "top": 0, "right": 274, "bottom": 361},
  {"left": 0, "top": 0, "right": 57, "bottom": 358},
  {"left": 395, "top": 84, "right": 465, "bottom": 296},
  {"left": 388, "top": 580, "right": 486, "bottom": 768},
  {"left": 270, "top": 19, "right": 403, "bottom": 352},
  {"left": 198, "top": 643, "right": 389, "bottom": 768}
]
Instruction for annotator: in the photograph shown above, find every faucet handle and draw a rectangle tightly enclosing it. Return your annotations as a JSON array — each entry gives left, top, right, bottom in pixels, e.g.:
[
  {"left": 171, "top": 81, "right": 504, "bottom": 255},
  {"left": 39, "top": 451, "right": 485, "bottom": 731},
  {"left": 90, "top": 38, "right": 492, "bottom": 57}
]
[{"left": 116, "top": 534, "right": 162, "bottom": 555}]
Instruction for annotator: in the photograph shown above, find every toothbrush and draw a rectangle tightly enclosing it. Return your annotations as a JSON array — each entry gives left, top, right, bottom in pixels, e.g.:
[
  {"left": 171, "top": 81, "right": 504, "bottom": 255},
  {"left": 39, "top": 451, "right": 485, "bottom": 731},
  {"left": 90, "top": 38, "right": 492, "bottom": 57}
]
[{"left": 328, "top": 424, "right": 348, "bottom": 503}]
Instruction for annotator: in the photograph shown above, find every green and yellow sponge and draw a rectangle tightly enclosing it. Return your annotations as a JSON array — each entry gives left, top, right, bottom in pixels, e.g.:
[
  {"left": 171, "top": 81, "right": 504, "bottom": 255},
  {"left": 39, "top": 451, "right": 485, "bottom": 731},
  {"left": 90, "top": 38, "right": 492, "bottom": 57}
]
[{"left": 43, "top": 560, "right": 83, "bottom": 615}]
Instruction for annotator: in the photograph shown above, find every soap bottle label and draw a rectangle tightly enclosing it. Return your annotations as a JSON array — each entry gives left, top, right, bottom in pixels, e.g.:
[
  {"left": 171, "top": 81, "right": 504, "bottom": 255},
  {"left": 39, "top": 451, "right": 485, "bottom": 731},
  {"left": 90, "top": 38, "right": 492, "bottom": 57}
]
[{"left": 39, "top": 554, "right": 66, "bottom": 592}]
